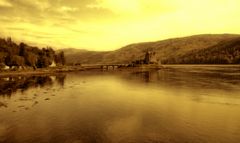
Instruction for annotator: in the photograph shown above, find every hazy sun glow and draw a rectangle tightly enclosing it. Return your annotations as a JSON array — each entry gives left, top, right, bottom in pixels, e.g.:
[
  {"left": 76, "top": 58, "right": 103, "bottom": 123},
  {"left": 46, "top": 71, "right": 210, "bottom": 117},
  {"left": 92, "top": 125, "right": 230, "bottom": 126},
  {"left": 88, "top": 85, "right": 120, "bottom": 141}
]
[{"left": 0, "top": 0, "right": 240, "bottom": 50}]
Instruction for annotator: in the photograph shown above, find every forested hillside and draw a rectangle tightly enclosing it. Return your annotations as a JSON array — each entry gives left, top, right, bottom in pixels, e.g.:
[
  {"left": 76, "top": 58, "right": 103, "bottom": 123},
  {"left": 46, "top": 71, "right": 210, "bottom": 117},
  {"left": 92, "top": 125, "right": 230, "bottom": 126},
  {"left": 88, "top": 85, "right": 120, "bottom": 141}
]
[
  {"left": 3, "top": 34, "right": 239, "bottom": 67},
  {"left": 63, "top": 34, "right": 240, "bottom": 64},
  {"left": 0, "top": 37, "right": 65, "bottom": 69},
  {"left": 162, "top": 37, "right": 240, "bottom": 64}
]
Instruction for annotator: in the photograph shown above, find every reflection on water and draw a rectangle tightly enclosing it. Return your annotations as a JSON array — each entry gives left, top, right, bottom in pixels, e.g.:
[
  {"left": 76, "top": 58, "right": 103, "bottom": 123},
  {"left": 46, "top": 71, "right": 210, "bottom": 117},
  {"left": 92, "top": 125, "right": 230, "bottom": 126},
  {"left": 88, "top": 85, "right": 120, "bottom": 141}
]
[
  {"left": 0, "top": 75, "right": 66, "bottom": 97},
  {"left": 129, "top": 67, "right": 240, "bottom": 90},
  {"left": 0, "top": 66, "right": 240, "bottom": 143}
]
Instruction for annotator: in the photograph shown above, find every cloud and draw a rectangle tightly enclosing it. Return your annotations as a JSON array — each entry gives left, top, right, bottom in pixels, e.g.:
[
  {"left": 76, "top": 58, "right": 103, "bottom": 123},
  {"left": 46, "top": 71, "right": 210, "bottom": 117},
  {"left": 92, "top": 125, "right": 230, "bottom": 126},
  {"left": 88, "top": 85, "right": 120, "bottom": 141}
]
[
  {"left": 0, "top": 0, "right": 112, "bottom": 49},
  {"left": 7, "top": 0, "right": 50, "bottom": 10},
  {"left": 87, "top": 0, "right": 177, "bottom": 16},
  {"left": 58, "top": 6, "right": 77, "bottom": 12},
  {"left": 90, "top": 0, "right": 141, "bottom": 14},
  {"left": 1, "top": 0, "right": 240, "bottom": 50},
  {"left": 6, "top": 27, "right": 25, "bottom": 31},
  {"left": 0, "top": 0, "right": 12, "bottom": 7}
]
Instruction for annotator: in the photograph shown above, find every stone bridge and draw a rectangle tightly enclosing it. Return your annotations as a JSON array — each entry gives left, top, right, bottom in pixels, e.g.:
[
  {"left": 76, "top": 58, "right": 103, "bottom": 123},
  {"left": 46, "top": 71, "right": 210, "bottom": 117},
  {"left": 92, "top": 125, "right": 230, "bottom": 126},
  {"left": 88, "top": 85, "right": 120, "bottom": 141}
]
[
  {"left": 100, "top": 64, "right": 130, "bottom": 70},
  {"left": 81, "top": 64, "right": 131, "bottom": 70}
]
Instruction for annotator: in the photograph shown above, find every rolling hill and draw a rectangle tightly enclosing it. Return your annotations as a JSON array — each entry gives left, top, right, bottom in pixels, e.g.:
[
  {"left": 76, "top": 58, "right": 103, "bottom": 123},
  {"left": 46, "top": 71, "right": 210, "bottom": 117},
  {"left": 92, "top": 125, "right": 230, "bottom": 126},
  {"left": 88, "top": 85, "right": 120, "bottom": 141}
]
[
  {"left": 63, "top": 34, "right": 240, "bottom": 64},
  {"left": 163, "top": 37, "right": 240, "bottom": 64}
]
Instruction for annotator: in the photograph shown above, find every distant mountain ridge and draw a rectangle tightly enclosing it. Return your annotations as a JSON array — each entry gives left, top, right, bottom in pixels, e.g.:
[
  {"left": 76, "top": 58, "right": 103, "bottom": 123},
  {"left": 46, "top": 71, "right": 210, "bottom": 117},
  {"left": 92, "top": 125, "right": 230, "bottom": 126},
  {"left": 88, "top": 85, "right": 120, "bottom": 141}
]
[{"left": 63, "top": 34, "right": 240, "bottom": 64}]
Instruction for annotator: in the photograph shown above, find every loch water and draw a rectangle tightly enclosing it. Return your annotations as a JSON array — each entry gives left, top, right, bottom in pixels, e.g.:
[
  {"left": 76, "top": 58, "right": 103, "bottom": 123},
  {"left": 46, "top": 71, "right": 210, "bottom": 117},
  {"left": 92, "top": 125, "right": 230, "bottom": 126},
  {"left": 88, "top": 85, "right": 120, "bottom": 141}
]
[{"left": 0, "top": 65, "right": 240, "bottom": 143}]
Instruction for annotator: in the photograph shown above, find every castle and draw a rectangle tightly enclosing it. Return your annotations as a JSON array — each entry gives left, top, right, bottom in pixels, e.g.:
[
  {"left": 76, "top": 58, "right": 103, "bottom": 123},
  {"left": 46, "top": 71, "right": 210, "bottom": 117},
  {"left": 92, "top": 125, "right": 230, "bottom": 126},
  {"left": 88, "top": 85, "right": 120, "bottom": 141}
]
[
  {"left": 144, "top": 51, "right": 158, "bottom": 64},
  {"left": 132, "top": 51, "right": 159, "bottom": 65}
]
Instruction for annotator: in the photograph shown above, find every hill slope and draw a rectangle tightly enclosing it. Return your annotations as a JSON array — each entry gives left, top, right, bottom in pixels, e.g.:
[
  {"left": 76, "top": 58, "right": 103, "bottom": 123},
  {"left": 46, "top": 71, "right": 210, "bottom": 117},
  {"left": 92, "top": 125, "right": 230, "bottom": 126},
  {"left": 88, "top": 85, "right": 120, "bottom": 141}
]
[
  {"left": 64, "top": 34, "right": 240, "bottom": 64},
  {"left": 163, "top": 37, "right": 240, "bottom": 64}
]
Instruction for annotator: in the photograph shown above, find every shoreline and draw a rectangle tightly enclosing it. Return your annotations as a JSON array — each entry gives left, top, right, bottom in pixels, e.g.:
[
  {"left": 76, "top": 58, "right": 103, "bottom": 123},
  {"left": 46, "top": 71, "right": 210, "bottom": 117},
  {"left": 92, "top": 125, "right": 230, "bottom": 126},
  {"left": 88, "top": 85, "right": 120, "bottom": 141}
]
[
  {"left": 0, "top": 64, "right": 239, "bottom": 77},
  {"left": 0, "top": 65, "right": 165, "bottom": 77},
  {"left": 0, "top": 66, "right": 85, "bottom": 77}
]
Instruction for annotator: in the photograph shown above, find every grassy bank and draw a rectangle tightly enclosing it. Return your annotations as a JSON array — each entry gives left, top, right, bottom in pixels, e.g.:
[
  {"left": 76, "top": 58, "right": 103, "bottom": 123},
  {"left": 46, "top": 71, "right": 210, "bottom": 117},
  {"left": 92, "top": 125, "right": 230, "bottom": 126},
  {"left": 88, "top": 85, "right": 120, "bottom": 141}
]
[{"left": 0, "top": 66, "right": 85, "bottom": 77}]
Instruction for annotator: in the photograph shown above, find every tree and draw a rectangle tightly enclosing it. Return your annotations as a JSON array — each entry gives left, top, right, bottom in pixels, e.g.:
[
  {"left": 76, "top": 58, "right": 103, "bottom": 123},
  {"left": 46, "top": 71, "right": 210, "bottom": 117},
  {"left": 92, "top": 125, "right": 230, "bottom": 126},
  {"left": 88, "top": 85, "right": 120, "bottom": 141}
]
[
  {"left": 60, "top": 51, "right": 65, "bottom": 65},
  {"left": 19, "top": 42, "right": 27, "bottom": 56},
  {"left": 5, "top": 55, "right": 25, "bottom": 69},
  {"left": 37, "top": 55, "right": 51, "bottom": 68},
  {"left": 0, "top": 38, "right": 63, "bottom": 69},
  {"left": 55, "top": 51, "right": 65, "bottom": 66},
  {"left": 25, "top": 52, "right": 38, "bottom": 69}
]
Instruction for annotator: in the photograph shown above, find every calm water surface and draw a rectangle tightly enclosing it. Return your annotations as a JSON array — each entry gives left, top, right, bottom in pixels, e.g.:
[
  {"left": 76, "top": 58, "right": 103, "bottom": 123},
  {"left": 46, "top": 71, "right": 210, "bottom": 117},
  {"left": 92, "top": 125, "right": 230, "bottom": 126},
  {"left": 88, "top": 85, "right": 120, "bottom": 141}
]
[{"left": 0, "top": 65, "right": 240, "bottom": 143}]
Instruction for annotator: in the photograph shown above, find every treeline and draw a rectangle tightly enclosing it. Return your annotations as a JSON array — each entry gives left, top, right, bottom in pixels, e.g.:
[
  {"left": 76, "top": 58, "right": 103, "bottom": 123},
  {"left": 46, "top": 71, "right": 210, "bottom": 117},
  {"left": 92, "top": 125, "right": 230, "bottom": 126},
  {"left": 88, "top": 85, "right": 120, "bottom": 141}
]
[
  {"left": 162, "top": 38, "right": 240, "bottom": 64},
  {"left": 0, "top": 37, "right": 65, "bottom": 69}
]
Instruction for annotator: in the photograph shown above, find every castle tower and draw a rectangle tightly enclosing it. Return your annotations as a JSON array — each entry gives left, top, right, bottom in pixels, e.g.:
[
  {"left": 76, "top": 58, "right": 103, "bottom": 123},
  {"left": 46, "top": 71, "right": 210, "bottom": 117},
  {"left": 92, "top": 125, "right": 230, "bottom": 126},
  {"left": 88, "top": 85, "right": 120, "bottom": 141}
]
[{"left": 144, "top": 51, "right": 157, "bottom": 64}]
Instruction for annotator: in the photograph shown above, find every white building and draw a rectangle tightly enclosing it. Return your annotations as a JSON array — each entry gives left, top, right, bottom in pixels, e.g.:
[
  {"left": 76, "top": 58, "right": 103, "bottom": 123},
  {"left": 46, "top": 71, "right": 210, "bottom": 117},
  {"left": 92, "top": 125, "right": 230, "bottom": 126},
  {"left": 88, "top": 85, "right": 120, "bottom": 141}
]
[{"left": 50, "top": 61, "right": 56, "bottom": 67}]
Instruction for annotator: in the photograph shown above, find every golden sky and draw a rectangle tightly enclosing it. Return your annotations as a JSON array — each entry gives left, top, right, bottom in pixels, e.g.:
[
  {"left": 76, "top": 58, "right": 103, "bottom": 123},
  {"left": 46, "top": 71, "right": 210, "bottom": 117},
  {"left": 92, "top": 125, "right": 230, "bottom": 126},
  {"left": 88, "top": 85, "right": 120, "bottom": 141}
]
[{"left": 0, "top": 0, "right": 240, "bottom": 51}]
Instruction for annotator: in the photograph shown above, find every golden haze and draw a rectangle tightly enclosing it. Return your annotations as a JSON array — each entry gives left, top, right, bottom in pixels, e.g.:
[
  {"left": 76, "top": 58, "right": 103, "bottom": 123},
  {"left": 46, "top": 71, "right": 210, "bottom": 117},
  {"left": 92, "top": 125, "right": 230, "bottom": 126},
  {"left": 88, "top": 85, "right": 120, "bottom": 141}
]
[{"left": 0, "top": 0, "right": 240, "bottom": 50}]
